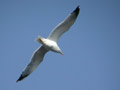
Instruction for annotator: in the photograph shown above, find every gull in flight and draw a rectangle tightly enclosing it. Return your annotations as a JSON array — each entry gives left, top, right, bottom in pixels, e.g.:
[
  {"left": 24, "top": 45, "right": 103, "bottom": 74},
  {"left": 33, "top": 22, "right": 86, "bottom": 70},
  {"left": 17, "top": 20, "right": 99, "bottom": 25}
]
[{"left": 16, "top": 6, "right": 80, "bottom": 82}]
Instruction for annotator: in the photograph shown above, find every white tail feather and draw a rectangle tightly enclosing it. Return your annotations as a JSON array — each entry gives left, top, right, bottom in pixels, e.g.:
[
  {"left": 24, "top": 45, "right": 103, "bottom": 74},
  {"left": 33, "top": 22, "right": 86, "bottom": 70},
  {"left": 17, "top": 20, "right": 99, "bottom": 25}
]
[{"left": 35, "top": 36, "right": 43, "bottom": 43}]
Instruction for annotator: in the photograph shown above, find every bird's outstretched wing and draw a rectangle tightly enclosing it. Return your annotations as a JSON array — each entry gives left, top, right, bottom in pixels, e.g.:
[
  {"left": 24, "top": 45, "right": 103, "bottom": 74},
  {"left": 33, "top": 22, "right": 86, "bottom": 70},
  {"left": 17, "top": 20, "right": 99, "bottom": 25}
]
[
  {"left": 16, "top": 46, "right": 48, "bottom": 82},
  {"left": 48, "top": 6, "right": 80, "bottom": 42}
]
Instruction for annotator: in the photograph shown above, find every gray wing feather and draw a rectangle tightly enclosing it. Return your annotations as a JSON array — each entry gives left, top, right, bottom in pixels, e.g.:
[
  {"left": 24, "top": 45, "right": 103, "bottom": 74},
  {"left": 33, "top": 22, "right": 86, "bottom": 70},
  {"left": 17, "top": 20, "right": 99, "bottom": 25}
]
[
  {"left": 16, "top": 46, "right": 48, "bottom": 82},
  {"left": 48, "top": 6, "right": 80, "bottom": 42}
]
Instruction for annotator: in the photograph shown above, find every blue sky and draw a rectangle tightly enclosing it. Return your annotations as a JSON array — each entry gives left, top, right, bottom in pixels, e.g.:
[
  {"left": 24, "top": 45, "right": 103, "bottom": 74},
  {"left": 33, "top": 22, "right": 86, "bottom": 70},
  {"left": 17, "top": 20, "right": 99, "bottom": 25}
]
[{"left": 0, "top": 0, "right": 120, "bottom": 90}]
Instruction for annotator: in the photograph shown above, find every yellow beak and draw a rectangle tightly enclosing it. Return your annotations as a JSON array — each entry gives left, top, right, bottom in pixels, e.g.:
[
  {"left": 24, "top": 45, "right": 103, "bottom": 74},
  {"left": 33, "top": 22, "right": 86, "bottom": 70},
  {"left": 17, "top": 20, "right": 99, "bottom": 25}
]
[{"left": 60, "top": 52, "right": 64, "bottom": 56}]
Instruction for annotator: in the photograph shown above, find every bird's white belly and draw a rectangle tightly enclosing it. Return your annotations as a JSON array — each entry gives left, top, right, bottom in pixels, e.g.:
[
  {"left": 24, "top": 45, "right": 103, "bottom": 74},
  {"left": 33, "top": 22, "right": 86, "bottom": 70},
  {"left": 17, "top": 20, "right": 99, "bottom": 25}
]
[{"left": 42, "top": 39, "right": 60, "bottom": 52}]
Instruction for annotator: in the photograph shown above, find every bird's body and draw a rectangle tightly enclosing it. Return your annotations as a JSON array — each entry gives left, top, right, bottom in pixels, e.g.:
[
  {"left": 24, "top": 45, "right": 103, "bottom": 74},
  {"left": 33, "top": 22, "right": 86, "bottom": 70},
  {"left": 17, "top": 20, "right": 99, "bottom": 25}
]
[
  {"left": 17, "top": 6, "right": 80, "bottom": 82},
  {"left": 36, "top": 37, "right": 63, "bottom": 54}
]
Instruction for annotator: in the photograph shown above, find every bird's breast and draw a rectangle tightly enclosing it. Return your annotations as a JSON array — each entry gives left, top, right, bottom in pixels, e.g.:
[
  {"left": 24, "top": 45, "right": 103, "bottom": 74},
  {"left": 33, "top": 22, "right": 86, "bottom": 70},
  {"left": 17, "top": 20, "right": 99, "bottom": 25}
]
[{"left": 42, "top": 39, "right": 60, "bottom": 52}]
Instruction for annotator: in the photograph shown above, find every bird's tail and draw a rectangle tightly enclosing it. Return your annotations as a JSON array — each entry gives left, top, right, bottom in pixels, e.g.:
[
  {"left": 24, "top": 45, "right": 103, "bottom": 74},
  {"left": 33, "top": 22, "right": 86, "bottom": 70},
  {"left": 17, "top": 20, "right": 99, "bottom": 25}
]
[{"left": 35, "top": 36, "right": 43, "bottom": 43}]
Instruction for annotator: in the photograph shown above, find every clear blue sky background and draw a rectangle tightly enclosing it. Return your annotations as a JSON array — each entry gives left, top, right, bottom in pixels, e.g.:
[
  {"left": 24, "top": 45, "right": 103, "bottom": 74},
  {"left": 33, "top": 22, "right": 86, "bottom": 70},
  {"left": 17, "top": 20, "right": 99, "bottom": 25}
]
[{"left": 0, "top": 0, "right": 120, "bottom": 90}]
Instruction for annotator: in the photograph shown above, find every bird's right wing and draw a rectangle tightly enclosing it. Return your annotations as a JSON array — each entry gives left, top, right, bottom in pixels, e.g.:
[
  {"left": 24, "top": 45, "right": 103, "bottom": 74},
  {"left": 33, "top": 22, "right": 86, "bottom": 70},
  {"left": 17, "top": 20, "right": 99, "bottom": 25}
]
[
  {"left": 16, "top": 46, "right": 48, "bottom": 82},
  {"left": 48, "top": 6, "right": 80, "bottom": 42}
]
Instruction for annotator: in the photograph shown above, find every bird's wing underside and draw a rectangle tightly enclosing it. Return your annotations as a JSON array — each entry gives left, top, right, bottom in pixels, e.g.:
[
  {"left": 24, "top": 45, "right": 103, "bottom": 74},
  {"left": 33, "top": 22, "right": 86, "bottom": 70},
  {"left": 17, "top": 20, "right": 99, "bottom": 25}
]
[
  {"left": 48, "top": 6, "right": 80, "bottom": 42},
  {"left": 16, "top": 46, "right": 48, "bottom": 82}
]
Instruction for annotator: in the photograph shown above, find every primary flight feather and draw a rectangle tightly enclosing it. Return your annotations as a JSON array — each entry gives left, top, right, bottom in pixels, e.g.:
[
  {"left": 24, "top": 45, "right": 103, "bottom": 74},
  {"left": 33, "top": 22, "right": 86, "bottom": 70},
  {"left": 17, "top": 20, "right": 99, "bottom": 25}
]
[{"left": 16, "top": 6, "right": 80, "bottom": 82}]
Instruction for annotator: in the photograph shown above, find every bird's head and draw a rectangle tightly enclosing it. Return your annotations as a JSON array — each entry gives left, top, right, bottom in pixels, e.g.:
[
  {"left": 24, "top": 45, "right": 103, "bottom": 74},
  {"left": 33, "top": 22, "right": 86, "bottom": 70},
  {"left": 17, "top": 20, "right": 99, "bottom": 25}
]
[{"left": 58, "top": 50, "right": 64, "bottom": 56}]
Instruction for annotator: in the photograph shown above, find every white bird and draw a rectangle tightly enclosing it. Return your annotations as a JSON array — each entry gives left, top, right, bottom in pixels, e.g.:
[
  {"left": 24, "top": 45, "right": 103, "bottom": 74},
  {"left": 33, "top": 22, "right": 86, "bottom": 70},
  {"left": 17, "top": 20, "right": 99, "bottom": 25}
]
[{"left": 16, "top": 6, "right": 80, "bottom": 82}]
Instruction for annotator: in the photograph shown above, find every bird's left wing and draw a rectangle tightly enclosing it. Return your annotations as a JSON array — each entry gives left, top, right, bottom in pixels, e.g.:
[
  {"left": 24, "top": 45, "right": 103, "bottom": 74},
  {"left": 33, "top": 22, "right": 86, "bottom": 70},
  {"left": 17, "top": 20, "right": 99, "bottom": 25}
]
[
  {"left": 48, "top": 6, "right": 80, "bottom": 42},
  {"left": 16, "top": 46, "right": 48, "bottom": 82}
]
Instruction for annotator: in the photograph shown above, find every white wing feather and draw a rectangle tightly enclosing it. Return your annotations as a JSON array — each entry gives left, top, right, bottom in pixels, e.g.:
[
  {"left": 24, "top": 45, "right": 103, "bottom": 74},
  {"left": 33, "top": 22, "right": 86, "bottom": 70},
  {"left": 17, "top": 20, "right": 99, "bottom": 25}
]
[
  {"left": 48, "top": 6, "right": 80, "bottom": 42},
  {"left": 16, "top": 46, "right": 48, "bottom": 82}
]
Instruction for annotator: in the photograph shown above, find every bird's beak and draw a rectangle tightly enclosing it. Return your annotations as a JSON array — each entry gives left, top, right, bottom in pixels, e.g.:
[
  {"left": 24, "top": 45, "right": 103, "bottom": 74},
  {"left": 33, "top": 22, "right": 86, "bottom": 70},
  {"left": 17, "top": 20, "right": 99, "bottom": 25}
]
[{"left": 60, "top": 52, "right": 64, "bottom": 56}]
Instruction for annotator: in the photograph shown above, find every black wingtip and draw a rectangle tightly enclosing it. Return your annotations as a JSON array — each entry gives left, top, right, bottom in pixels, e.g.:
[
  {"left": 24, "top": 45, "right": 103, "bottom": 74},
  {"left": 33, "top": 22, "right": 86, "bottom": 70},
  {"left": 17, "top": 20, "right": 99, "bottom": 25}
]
[
  {"left": 16, "top": 74, "right": 29, "bottom": 82},
  {"left": 76, "top": 5, "right": 80, "bottom": 10},
  {"left": 72, "top": 5, "right": 80, "bottom": 16}
]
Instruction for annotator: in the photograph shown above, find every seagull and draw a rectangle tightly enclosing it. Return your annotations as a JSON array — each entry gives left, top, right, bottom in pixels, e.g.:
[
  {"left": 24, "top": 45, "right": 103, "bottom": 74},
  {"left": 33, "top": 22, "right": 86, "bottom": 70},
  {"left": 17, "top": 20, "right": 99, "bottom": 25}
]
[{"left": 16, "top": 6, "right": 80, "bottom": 82}]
